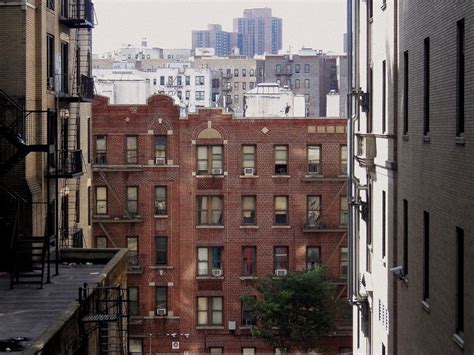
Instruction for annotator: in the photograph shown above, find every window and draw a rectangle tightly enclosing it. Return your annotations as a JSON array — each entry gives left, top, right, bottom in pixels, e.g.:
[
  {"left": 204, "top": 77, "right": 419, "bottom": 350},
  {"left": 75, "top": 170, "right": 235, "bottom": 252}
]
[
  {"left": 382, "top": 60, "right": 387, "bottom": 133},
  {"left": 160, "top": 76, "right": 165, "bottom": 85},
  {"left": 210, "top": 348, "right": 223, "bottom": 355},
  {"left": 242, "top": 82, "right": 246, "bottom": 90},
  {"left": 126, "top": 187, "right": 138, "bottom": 215},
  {"left": 242, "top": 145, "right": 256, "bottom": 174},
  {"left": 197, "top": 297, "right": 223, "bottom": 325},
  {"left": 295, "top": 79, "right": 300, "bottom": 89},
  {"left": 295, "top": 64, "right": 300, "bottom": 73},
  {"left": 305, "top": 94, "right": 310, "bottom": 103},
  {"left": 126, "top": 136, "right": 138, "bottom": 164},
  {"left": 95, "top": 135, "right": 107, "bottom": 164},
  {"left": 234, "top": 94, "right": 239, "bottom": 104},
  {"left": 274, "top": 145, "right": 288, "bottom": 175},
  {"left": 195, "top": 76, "right": 205, "bottom": 85},
  {"left": 307, "top": 145, "right": 321, "bottom": 174},
  {"left": 196, "top": 91, "right": 205, "bottom": 100},
  {"left": 155, "top": 236, "right": 167, "bottom": 265},
  {"left": 47, "top": 0, "right": 54, "bottom": 10},
  {"left": 129, "top": 287, "right": 139, "bottom": 316},
  {"left": 423, "top": 211, "right": 430, "bottom": 303},
  {"left": 274, "top": 246, "right": 288, "bottom": 272},
  {"left": 249, "top": 69, "right": 254, "bottom": 76},
  {"left": 168, "top": 76, "right": 174, "bottom": 85},
  {"left": 242, "top": 196, "right": 256, "bottom": 225},
  {"left": 457, "top": 19, "right": 465, "bottom": 137},
  {"left": 403, "top": 51, "right": 409, "bottom": 135},
  {"left": 382, "top": 191, "right": 386, "bottom": 259},
  {"left": 96, "top": 187, "right": 107, "bottom": 215},
  {"left": 455, "top": 227, "right": 464, "bottom": 337},
  {"left": 340, "top": 197, "right": 348, "bottom": 226},
  {"left": 127, "top": 236, "right": 139, "bottom": 267},
  {"left": 154, "top": 187, "right": 167, "bottom": 215},
  {"left": 276, "top": 64, "right": 281, "bottom": 72},
  {"left": 185, "top": 90, "right": 190, "bottom": 99},
  {"left": 274, "top": 196, "right": 288, "bottom": 225},
  {"left": 197, "top": 196, "right": 223, "bottom": 225},
  {"left": 241, "top": 297, "right": 256, "bottom": 326},
  {"left": 154, "top": 135, "right": 167, "bottom": 164},
  {"left": 276, "top": 79, "right": 281, "bottom": 85},
  {"left": 234, "top": 69, "right": 239, "bottom": 77},
  {"left": 250, "top": 82, "right": 254, "bottom": 89},
  {"left": 304, "top": 63, "right": 310, "bottom": 73},
  {"left": 242, "top": 348, "right": 255, "bottom": 355},
  {"left": 307, "top": 196, "right": 321, "bottom": 227},
  {"left": 185, "top": 76, "right": 190, "bottom": 85},
  {"left": 307, "top": 246, "right": 321, "bottom": 269},
  {"left": 47, "top": 34, "right": 55, "bottom": 89},
  {"left": 96, "top": 235, "right": 107, "bottom": 248},
  {"left": 340, "top": 247, "right": 348, "bottom": 279},
  {"left": 129, "top": 339, "right": 143, "bottom": 354},
  {"left": 242, "top": 69, "right": 247, "bottom": 77},
  {"left": 242, "top": 246, "right": 256, "bottom": 275},
  {"left": 423, "top": 37, "right": 430, "bottom": 136},
  {"left": 197, "top": 145, "right": 223, "bottom": 175},
  {"left": 153, "top": 78, "right": 157, "bottom": 86},
  {"left": 177, "top": 76, "right": 182, "bottom": 86},
  {"left": 403, "top": 199, "right": 408, "bottom": 276},
  {"left": 177, "top": 91, "right": 182, "bottom": 99},
  {"left": 155, "top": 287, "right": 167, "bottom": 315},
  {"left": 340, "top": 145, "right": 347, "bottom": 175},
  {"left": 304, "top": 79, "right": 310, "bottom": 88},
  {"left": 197, "top": 247, "right": 223, "bottom": 276},
  {"left": 60, "top": 42, "right": 69, "bottom": 94}
]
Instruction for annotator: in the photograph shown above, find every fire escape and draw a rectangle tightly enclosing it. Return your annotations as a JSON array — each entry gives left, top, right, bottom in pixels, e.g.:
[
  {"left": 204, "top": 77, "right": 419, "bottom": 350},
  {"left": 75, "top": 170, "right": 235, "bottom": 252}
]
[
  {"left": 0, "top": 90, "right": 55, "bottom": 288},
  {"left": 221, "top": 70, "right": 233, "bottom": 110},
  {"left": 54, "top": 0, "right": 95, "bottom": 249}
]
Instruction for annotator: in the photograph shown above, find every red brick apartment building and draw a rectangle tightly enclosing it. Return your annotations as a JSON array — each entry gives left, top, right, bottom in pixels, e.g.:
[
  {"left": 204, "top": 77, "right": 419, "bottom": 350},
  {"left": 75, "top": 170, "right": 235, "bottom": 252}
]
[{"left": 92, "top": 95, "right": 351, "bottom": 354}]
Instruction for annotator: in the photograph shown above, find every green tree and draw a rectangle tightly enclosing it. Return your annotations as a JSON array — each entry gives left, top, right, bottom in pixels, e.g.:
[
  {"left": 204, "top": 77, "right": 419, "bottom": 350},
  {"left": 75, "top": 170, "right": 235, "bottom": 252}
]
[{"left": 241, "top": 267, "right": 340, "bottom": 353}]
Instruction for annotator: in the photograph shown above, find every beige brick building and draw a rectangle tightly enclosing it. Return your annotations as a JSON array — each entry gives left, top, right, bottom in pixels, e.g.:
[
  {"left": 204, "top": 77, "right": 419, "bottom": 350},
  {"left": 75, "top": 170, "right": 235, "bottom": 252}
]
[{"left": 0, "top": 0, "right": 94, "bottom": 285}]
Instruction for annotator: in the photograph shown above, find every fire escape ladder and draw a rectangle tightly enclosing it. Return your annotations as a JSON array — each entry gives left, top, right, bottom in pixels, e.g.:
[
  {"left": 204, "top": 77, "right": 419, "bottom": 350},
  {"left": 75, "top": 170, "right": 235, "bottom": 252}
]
[{"left": 98, "top": 222, "right": 117, "bottom": 248}]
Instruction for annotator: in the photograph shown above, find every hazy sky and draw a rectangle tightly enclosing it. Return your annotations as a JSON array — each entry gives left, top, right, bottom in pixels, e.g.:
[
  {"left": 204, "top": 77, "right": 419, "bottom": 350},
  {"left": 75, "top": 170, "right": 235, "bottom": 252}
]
[{"left": 93, "top": 0, "right": 346, "bottom": 55}]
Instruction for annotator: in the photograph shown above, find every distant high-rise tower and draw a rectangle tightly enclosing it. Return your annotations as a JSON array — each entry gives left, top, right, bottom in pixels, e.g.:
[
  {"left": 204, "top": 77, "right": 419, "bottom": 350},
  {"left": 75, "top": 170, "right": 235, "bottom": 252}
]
[
  {"left": 233, "top": 8, "right": 283, "bottom": 56},
  {"left": 192, "top": 24, "right": 241, "bottom": 57}
]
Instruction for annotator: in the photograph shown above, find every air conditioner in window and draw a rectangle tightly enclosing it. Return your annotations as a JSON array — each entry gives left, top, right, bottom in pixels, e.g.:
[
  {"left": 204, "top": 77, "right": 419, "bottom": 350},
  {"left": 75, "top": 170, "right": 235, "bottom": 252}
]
[
  {"left": 211, "top": 168, "right": 223, "bottom": 175},
  {"left": 275, "top": 269, "right": 287, "bottom": 276},
  {"left": 243, "top": 168, "right": 254, "bottom": 176},
  {"left": 156, "top": 308, "right": 167, "bottom": 316},
  {"left": 212, "top": 269, "right": 223, "bottom": 277},
  {"left": 155, "top": 157, "right": 166, "bottom": 165}
]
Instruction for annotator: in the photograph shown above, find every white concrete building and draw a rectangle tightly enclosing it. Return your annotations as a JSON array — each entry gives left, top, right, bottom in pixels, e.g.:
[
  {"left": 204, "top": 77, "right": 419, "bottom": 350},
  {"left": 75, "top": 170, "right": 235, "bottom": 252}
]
[
  {"left": 243, "top": 83, "right": 305, "bottom": 118},
  {"left": 94, "top": 70, "right": 149, "bottom": 105},
  {"left": 326, "top": 90, "right": 341, "bottom": 117}
]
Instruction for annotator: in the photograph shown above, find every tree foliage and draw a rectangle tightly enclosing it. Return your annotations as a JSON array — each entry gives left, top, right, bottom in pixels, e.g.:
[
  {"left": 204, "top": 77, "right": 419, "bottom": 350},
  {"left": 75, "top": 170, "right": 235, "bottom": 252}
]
[{"left": 241, "top": 267, "right": 340, "bottom": 352}]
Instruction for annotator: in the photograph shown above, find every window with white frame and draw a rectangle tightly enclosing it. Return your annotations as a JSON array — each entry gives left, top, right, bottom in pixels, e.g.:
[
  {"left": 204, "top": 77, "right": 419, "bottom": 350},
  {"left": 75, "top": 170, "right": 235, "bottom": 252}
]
[
  {"left": 197, "top": 145, "right": 223, "bottom": 175},
  {"left": 197, "top": 247, "right": 223, "bottom": 276},
  {"left": 197, "top": 297, "right": 223, "bottom": 325}
]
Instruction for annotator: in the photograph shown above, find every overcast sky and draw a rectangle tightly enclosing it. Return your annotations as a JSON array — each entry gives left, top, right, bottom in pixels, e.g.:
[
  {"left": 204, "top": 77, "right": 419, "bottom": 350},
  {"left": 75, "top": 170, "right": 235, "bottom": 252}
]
[{"left": 93, "top": 0, "right": 346, "bottom": 55}]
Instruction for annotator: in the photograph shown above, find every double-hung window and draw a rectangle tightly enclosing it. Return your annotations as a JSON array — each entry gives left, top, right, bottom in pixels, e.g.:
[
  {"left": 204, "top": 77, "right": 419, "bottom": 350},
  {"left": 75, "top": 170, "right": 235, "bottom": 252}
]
[
  {"left": 155, "top": 187, "right": 167, "bottom": 215},
  {"left": 274, "top": 145, "right": 288, "bottom": 175},
  {"left": 241, "top": 297, "right": 256, "bottom": 326},
  {"left": 197, "top": 247, "right": 223, "bottom": 276},
  {"left": 126, "top": 136, "right": 138, "bottom": 164},
  {"left": 242, "top": 196, "right": 256, "bottom": 225},
  {"left": 307, "top": 196, "right": 321, "bottom": 227},
  {"left": 274, "top": 196, "right": 288, "bottom": 225},
  {"left": 197, "top": 297, "right": 223, "bottom": 325},
  {"left": 307, "top": 145, "right": 321, "bottom": 174},
  {"left": 242, "top": 246, "right": 256, "bottom": 276},
  {"left": 197, "top": 196, "right": 223, "bottom": 225},
  {"left": 274, "top": 246, "right": 289, "bottom": 273},
  {"left": 127, "top": 236, "right": 139, "bottom": 267},
  {"left": 307, "top": 247, "right": 321, "bottom": 269},
  {"left": 128, "top": 287, "right": 139, "bottom": 316},
  {"left": 196, "top": 91, "right": 205, "bottom": 100},
  {"left": 340, "top": 145, "right": 347, "bottom": 175},
  {"left": 95, "top": 135, "right": 107, "bottom": 164},
  {"left": 242, "top": 145, "right": 256, "bottom": 175},
  {"left": 340, "top": 197, "right": 348, "bottom": 225},
  {"left": 340, "top": 247, "right": 348, "bottom": 279},
  {"left": 96, "top": 187, "right": 107, "bottom": 215},
  {"left": 155, "top": 236, "right": 167, "bottom": 265},
  {"left": 155, "top": 287, "right": 168, "bottom": 315},
  {"left": 155, "top": 136, "right": 167, "bottom": 165},
  {"left": 126, "top": 186, "right": 138, "bottom": 215},
  {"left": 197, "top": 145, "right": 223, "bottom": 175}
]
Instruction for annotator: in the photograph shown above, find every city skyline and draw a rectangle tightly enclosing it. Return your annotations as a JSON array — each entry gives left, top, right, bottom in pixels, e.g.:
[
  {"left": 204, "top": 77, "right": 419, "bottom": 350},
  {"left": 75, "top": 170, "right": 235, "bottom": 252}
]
[{"left": 92, "top": 0, "right": 346, "bottom": 55}]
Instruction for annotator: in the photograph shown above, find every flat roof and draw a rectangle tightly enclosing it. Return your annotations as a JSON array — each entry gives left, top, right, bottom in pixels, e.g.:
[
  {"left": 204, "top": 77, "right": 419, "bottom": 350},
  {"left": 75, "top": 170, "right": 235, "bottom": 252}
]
[{"left": 0, "top": 264, "right": 105, "bottom": 353}]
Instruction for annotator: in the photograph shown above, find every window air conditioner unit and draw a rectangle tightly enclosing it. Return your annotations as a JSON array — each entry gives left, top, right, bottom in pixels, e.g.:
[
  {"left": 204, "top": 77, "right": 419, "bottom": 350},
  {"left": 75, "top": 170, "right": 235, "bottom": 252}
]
[
  {"left": 212, "top": 269, "right": 223, "bottom": 277},
  {"left": 275, "top": 269, "right": 287, "bottom": 276},
  {"left": 211, "top": 168, "right": 223, "bottom": 175},
  {"left": 156, "top": 308, "right": 167, "bottom": 316},
  {"left": 243, "top": 168, "right": 254, "bottom": 176},
  {"left": 155, "top": 157, "right": 166, "bottom": 165}
]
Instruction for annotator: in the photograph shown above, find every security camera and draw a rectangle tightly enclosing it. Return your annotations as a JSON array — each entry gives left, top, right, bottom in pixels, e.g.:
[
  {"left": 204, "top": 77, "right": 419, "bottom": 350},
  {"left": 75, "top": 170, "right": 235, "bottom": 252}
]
[{"left": 389, "top": 266, "right": 405, "bottom": 281}]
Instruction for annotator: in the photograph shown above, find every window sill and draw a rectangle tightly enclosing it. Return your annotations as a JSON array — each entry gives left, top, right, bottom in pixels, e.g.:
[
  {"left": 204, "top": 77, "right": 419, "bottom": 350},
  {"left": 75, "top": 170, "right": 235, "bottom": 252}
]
[
  {"left": 240, "top": 225, "right": 259, "bottom": 229},
  {"left": 239, "top": 326, "right": 254, "bottom": 330},
  {"left": 239, "top": 276, "right": 258, "bottom": 280},
  {"left": 196, "top": 276, "right": 224, "bottom": 280},
  {"left": 154, "top": 214, "right": 168, "bottom": 218},
  {"left": 421, "top": 300, "right": 430, "bottom": 313},
  {"left": 143, "top": 315, "right": 180, "bottom": 320},
  {"left": 272, "top": 175, "right": 291, "bottom": 178},
  {"left": 455, "top": 136, "right": 465, "bottom": 145},
  {"left": 453, "top": 333, "right": 464, "bottom": 350},
  {"left": 196, "top": 326, "right": 224, "bottom": 330},
  {"left": 196, "top": 225, "right": 224, "bottom": 229},
  {"left": 149, "top": 265, "right": 174, "bottom": 270},
  {"left": 240, "top": 175, "right": 259, "bottom": 178},
  {"left": 423, "top": 135, "right": 431, "bottom": 143},
  {"left": 302, "top": 175, "right": 346, "bottom": 182},
  {"left": 272, "top": 225, "right": 291, "bottom": 229},
  {"left": 195, "top": 174, "right": 225, "bottom": 178}
]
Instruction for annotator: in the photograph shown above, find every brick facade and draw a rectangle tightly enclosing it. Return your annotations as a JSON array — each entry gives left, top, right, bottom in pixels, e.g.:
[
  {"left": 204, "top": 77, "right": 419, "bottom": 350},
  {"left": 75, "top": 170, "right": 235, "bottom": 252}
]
[{"left": 92, "top": 94, "right": 351, "bottom": 353}]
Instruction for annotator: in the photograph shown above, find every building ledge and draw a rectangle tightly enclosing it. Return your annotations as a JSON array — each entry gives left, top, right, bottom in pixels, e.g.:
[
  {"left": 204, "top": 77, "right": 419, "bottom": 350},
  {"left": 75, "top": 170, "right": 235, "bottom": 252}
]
[
  {"left": 240, "top": 225, "right": 259, "bottom": 229},
  {"left": 272, "top": 225, "right": 291, "bottom": 229},
  {"left": 143, "top": 315, "right": 180, "bottom": 320},
  {"left": 196, "top": 326, "right": 224, "bottom": 330},
  {"left": 302, "top": 175, "right": 346, "bottom": 182},
  {"left": 195, "top": 175, "right": 225, "bottom": 179},
  {"left": 239, "top": 326, "right": 254, "bottom": 330},
  {"left": 196, "top": 276, "right": 224, "bottom": 280},
  {"left": 271, "top": 175, "right": 291, "bottom": 178},
  {"left": 240, "top": 175, "right": 259, "bottom": 178},
  {"left": 239, "top": 276, "right": 258, "bottom": 280},
  {"left": 149, "top": 265, "right": 174, "bottom": 270},
  {"left": 196, "top": 225, "right": 224, "bottom": 229},
  {"left": 154, "top": 215, "right": 168, "bottom": 218}
]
